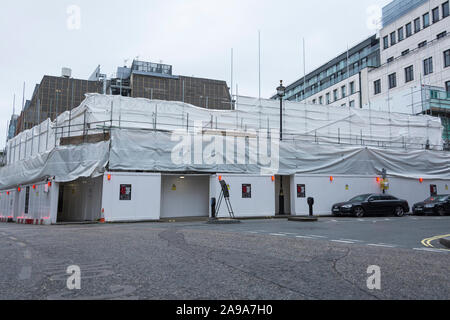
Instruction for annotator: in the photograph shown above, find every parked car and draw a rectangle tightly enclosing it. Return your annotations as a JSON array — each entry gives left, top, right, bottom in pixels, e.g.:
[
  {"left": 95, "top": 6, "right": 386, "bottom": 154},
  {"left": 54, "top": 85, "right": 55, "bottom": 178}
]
[
  {"left": 412, "top": 195, "right": 450, "bottom": 216},
  {"left": 331, "top": 193, "right": 410, "bottom": 217}
]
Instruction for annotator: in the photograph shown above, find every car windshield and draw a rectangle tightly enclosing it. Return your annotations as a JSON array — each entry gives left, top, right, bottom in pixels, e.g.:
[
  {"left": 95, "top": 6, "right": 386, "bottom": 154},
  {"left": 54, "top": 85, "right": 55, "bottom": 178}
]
[
  {"left": 349, "top": 194, "right": 371, "bottom": 202},
  {"left": 425, "top": 195, "right": 449, "bottom": 202}
]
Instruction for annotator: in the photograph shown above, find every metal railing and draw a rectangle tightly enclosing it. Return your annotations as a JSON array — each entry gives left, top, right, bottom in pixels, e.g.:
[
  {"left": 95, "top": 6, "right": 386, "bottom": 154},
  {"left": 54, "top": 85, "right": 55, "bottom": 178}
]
[{"left": 6, "top": 96, "right": 449, "bottom": 167}]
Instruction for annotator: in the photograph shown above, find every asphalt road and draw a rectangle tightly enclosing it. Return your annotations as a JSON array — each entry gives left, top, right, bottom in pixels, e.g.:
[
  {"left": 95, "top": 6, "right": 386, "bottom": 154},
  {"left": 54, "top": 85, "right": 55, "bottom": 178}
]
[{"left": 0, "top": 215, "right": 449, "bottom": 300}]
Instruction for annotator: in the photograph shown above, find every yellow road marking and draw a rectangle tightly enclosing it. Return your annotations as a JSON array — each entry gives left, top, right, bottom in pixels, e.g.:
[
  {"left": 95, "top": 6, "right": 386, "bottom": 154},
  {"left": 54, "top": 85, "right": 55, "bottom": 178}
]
[{"left": 421, "top": 234, "right": 450, "bottom": 251}]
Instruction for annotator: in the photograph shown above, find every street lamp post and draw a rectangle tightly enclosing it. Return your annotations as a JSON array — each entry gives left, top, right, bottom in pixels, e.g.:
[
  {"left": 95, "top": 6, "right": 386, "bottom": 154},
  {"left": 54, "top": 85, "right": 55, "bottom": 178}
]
[
  {"left": 277, "top": 80, "right": 286, "bottom": 141},
  {"left": 276, "top": 80, "right": 286, "bottom": 215}
]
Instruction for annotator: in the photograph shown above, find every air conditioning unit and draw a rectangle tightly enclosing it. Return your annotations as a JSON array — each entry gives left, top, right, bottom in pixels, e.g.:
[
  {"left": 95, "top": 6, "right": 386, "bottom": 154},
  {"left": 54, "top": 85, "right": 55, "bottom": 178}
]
[{"left": 62, "top": 67, "right": 72, "bottom": 78}]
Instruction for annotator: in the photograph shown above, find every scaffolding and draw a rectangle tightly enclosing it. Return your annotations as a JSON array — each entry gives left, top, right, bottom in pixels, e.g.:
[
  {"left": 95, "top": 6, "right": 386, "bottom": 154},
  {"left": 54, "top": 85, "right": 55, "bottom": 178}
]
[{"left": 5, "top": 93, "right": 447, "bottom": 167}]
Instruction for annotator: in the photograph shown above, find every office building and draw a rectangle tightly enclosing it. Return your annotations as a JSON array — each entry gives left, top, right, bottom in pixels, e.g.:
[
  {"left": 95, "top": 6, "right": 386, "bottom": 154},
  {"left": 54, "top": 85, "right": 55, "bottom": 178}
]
[{"left": 275, "top": 0, "right": 450, "bottom": 147}]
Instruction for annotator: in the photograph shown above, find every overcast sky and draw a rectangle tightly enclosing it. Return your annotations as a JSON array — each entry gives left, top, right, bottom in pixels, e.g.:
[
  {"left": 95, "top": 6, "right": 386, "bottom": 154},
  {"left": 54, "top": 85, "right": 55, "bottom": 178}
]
[{"left": 0, "top": 0, "right": 391, "bottom": 148}]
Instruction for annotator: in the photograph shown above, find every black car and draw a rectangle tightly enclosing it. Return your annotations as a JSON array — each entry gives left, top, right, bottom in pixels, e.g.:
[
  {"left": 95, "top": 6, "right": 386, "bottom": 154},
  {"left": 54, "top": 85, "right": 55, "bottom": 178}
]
[
  {"left": 412, "top": 195, "right": 450, "bottom": 216},
  {"left": 332, "top": 193, "right": 410, "bottom": 217}
]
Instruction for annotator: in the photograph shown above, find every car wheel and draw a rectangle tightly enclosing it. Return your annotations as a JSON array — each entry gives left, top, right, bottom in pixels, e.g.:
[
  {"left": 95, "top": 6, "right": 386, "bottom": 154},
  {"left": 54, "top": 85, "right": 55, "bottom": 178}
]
[
  {"left": 394, "top": 206, "right": 405, "bottom": 217},
  {"left": 353, "top": 206, "right": 365, "bottom": 218},
  {"left": 437, "top": 207, "right": 446, "bottom": 216}
]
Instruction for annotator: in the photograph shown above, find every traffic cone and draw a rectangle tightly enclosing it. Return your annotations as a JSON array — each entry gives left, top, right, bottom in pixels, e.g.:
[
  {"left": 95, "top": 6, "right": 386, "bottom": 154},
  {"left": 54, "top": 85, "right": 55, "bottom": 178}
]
[{"left": 99, "top": 208, "right": 106, "bottom": 223}]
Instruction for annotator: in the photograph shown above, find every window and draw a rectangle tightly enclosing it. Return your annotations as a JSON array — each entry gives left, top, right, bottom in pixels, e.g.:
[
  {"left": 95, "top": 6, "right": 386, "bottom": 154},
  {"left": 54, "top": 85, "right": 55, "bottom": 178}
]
[
  {"left": 433, "top": 7, "right": 440, "bottom": 23},
  {"left": 349, "top": 100, "right": 355, "bottom": 107},
  {"left": 350, "top": 82, "right": 355, "bottom": 94},
  {"left": 418, "top": 40, "right": 427, "bottom": 48},
  {"left": 402, "top": 49, "right": 410, "bottom": 56},
  {"left": 388, "top": 73, "right": 397, "bottom": 89},
  {"left": 444, "top": 49, "right": 450, "bottom": 67},
  {"left": 387, "top": 56, "right": 394, "bottom": 63},
  {"left": 444, "top": 1, "right": 449, "bottom": 18},
  {"left": 446, "top": 81, "right": 450, "bottom": 95},
  {"left": 326, "top": 93, "right": 330, "bottom": 104},
  {"left": 383, "top": 36, "right": 389, "bottom": 49},
  {"left": 431, "top": 90, "right": 439, "bottom": 99},
  {"left": 333, "top": 89, "right": 338, "bottom": 101},
  {"left": 424, "top": 57, "right": 433, "bottom": 75},
  {"left": 437, "top": 31, "right": 447, "bottom": 39},
  {"left": 319, "top": 96, "right": 323, "bottom": 104},
  {"left": 312, "top": 99, "right": 316, "bottom": 104},
  {"left": 374, "top": 79, "right": 381, "bottom": 95},
  {"left": 405, "top": 65, "right": 414, "bottom": 83},
  {"left": 341, "top": 85, "right": 346, "bottom": 98},
  {"left": 398, "top": 27, "right": 404, "bottom": 41},
  {"left": 390, "top": 31, "right": 397, "bottom": 45},
  {"left": 414, "top": 17, "right": 421, "bottom": 32},
  {"left": 406, "top": 22, "right": 412, "bottom": 37},
  {"left": 423, "top": 12, "right": 430, "bottom": 28}
]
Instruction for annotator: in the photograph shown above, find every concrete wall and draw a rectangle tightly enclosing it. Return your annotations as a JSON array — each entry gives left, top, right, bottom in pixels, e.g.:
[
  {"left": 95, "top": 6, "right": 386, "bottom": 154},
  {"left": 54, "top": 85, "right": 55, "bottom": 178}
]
[
  {"left": 291, "top": 174, "right": 450, "bottom": 215},
  {"left": 102, "top": 172, "right": 161, "bottom": 222},
  {"left": 210, "top": 174, "right": 275, "bottom": 218},
  {"left": 161, "top": 175, "right": 210, "bottom": 218}
]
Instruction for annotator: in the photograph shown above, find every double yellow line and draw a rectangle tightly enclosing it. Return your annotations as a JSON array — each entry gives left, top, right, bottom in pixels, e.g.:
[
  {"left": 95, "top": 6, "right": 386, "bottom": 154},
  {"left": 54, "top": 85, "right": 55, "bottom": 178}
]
[{"left": 421, "top": 234, "right": 450, "bottom": 251}]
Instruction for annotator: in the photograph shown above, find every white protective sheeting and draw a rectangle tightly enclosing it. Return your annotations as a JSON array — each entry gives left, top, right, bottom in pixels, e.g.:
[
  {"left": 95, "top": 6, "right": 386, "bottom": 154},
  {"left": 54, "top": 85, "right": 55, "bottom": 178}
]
[
  {"left": 0, "top": 141, "right": 109, "bottom": 189},
  {"left": 7, "top": 119, "right": 56, "bottom": 165},
  {"left": 6, "top": 94, "right": 444, "bottom": 166},
  {"left": 110, "top": 128, "right": 450, "bottom": 179},
  {"left": 236, "top": 96, "right": 443, "bottom": 149},
  {"left": 2, "top": 94, "right": 449, "bottom": 190},
  {"left": 94, "top": 94, "right": 442, "bottom": 149}
]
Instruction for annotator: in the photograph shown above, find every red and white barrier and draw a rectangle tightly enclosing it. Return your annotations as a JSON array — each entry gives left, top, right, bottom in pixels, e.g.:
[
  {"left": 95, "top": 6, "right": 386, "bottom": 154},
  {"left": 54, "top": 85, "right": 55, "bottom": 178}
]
[{"left": 16, "top": 218, "right": 47, "bottom": 225}]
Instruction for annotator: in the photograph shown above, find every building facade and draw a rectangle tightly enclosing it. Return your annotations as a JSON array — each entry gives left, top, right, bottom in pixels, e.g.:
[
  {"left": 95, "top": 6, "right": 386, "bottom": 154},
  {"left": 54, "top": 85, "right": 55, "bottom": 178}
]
[
  {"left": 367, "top": 0, "right": 450, "bottom": 147},
  {"left": 15, "top": 74, "right": 104, "bottom": 135},
  {"left": 275, "top": 0, "right": 450, "bottom": 147},
  {"left": 14, "top": 60, "right": 232, "bottom": 137},
  {"left": 367, "top": 0, "right": 449, "bottom": 112},
  {"left": 274, "top": 35, "right": 380, "bottom": 109},
  {"left": 109, "top": 60, "right": 232, "bottom": 110},
  {"left": 7, "top": 114, "right": 18, "bottom": 141}
]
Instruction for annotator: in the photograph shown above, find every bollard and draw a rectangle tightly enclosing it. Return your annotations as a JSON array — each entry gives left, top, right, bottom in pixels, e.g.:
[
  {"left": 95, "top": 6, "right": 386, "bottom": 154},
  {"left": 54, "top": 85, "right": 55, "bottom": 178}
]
[
  {"left": 211, "top": 197, "right": 217, "bottom": 219},
  {"left": 307, "top": 197, "right": 315, "bottom": 217}
]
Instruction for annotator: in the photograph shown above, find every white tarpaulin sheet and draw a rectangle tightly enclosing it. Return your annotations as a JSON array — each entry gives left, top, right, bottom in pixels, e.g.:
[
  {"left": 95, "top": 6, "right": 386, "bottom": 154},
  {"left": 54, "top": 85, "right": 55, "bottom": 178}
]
[
  {"left": 7, "top": 94, "right": 443, "bottom": 167},
  {"left": 0, "top": 141, "right": 109, "bottom": 189},
  {"left": 1, "top": 94, "right": 449, "bottom": 190},
  {"left": 109, "top": 129, "right": 450, "bottom": 179}
]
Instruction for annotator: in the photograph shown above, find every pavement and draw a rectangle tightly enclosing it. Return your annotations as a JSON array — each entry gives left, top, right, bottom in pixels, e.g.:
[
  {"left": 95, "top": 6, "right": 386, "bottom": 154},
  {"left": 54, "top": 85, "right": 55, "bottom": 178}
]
[{"left": 0, "top": 215, "right": 449, "bottom": 300}]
